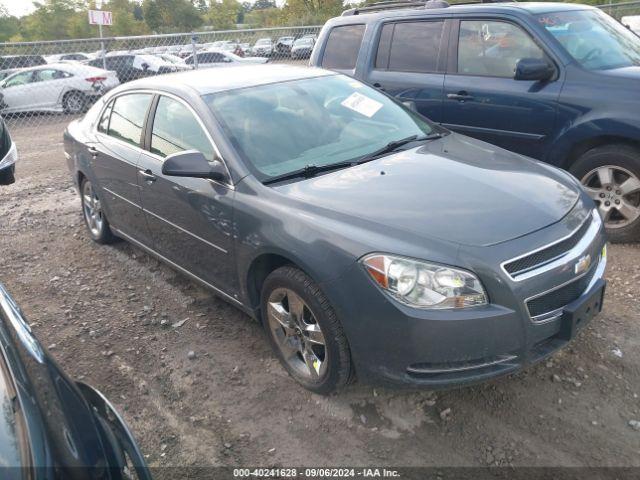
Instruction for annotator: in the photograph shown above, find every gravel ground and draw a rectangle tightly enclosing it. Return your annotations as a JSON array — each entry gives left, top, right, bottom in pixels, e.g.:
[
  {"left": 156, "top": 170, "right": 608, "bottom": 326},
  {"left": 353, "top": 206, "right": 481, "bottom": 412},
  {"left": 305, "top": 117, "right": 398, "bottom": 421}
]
[{"left": 1, "top": 116, "right": 639, "bottom": 473}]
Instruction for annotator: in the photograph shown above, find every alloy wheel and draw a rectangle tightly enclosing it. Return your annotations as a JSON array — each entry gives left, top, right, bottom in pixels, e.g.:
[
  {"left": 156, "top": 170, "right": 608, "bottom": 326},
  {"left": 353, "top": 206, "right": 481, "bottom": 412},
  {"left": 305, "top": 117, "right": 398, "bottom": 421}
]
[
  {"left": 82, "top": 181, "right": 104, "bottom": 237},
  {"left": 266, "top": 288, "right": 327, "bottom": 381},
  {"left": 581, "top": 165, "right": 640, "bottom": 228},
  {"left": 66, "top": 94, "right": 84, "bottom": 114}
]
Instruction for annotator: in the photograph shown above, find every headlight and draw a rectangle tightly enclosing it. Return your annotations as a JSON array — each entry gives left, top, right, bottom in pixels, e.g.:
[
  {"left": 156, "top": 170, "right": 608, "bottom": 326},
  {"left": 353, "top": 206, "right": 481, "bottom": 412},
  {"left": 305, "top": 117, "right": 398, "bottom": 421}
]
[
  {"left": 0, "top": 141, "right": 17, "bottom": 170},
  {"left": 361, "top": 254, "right": 487, "bottom": 309}
]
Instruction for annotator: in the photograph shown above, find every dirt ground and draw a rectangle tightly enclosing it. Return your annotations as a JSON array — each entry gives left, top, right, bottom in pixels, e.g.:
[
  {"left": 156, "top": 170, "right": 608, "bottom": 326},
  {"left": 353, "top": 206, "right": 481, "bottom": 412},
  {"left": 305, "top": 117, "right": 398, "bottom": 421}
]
[{"left": 1, "top": 116, "right": 639, "bottom": 473}]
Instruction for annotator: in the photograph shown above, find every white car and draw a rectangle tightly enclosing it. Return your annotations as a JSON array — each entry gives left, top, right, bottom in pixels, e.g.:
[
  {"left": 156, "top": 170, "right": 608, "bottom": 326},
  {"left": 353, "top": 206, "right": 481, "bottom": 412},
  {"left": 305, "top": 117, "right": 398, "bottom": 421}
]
[
  {"left": 184, "top": 49, "right": 268, "bottom": 69},
  {"left": 251, "top": 38, "right": 273, "bottom": 56},
  {"left": 45, "top": 52, "right": 92, "bottom": 63},
  {"left": 0, "top": 63, "right": 119, "bottom": 115}
]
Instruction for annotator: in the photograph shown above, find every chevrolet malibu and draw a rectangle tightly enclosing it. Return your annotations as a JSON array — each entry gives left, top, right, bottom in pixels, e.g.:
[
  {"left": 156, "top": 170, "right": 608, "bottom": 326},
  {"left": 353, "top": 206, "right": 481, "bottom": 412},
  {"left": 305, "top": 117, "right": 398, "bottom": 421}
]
[{"left": 64, "top": 65, "right": 607, "bottom": 394}]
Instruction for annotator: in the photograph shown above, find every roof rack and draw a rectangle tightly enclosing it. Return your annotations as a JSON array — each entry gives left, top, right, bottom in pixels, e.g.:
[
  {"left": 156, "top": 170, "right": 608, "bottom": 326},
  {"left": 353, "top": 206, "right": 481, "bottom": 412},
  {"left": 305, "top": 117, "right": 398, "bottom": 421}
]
[{"left": 341, "top": 0, "right": 513, "bottom": 17}]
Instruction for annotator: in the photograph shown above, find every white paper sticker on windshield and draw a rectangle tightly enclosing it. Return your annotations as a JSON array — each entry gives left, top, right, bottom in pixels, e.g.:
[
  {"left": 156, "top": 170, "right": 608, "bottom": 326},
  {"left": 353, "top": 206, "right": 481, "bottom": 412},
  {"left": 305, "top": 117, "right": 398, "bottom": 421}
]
[{"left": 341, "top": 92, "right": 383, "bottom": 118}]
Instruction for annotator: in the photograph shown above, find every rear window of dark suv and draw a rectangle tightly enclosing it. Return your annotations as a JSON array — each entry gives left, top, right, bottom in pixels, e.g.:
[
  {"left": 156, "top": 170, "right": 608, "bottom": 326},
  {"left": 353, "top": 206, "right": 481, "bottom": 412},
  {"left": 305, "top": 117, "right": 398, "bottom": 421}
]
[{"left": 321, "top": 24, "right": 366, "bottom": 70}]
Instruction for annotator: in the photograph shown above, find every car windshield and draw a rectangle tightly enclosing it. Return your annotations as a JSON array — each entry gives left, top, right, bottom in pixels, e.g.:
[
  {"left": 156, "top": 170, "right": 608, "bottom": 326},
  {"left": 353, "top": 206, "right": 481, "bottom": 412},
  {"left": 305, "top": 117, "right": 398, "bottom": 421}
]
[
  {"left": 294, "top": 38, "right": 313, "bottom": 46},
  {"left": 204, "top": 75, "right": 435, "bottom": 181},
  {"left": 538, "top": 9, "right": 640, "bottom": 70}
]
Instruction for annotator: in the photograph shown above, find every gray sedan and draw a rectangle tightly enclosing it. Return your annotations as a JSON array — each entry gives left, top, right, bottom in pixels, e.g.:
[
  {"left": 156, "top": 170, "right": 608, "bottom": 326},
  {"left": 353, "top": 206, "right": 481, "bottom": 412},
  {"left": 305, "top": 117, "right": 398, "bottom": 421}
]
[{"left": 63, "top": 65, "right": 607, "bottom": 394}]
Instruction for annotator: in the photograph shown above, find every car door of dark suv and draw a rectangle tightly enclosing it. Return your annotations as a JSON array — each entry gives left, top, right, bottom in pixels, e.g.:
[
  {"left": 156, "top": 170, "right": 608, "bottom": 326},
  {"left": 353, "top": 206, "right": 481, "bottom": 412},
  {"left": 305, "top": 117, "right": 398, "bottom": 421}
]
[
  {"left": 364, "top": 18, "right": 450, "bottom": 122},
  {"left": 442, "top": 16, "right": 562, "bottom": 159}
]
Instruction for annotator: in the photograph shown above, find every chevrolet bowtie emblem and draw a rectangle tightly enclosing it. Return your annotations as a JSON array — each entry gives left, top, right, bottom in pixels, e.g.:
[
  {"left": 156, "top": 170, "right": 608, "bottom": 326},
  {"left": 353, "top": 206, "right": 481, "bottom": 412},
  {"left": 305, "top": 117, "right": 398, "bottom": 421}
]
[{"left": 575, "top": 254, "right": 592, "bottom": 275}]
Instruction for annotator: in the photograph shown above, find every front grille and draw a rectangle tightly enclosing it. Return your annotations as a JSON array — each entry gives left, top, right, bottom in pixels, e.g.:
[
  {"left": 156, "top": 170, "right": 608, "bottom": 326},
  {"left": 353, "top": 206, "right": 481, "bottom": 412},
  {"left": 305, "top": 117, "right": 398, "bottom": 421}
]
[
  {"left": 526, "top": 263, "right": 598, "bottom": 318},
  {"left": 504, "top": 217, "right": 592, "bottom": 276}
]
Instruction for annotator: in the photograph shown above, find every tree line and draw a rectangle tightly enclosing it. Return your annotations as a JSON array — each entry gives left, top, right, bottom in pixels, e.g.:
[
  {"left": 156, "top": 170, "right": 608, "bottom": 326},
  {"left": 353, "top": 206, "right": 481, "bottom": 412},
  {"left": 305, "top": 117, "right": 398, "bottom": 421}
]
[{"left": 0, "top": 0, "right": 345, "bottom": 42}]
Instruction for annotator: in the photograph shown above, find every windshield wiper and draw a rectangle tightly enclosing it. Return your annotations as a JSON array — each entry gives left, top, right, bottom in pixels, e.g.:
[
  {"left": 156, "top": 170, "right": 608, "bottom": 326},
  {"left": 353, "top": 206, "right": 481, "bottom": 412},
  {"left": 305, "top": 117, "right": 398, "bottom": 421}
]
[
  {"left": 262, "top": 133, "right": 443, "bottom": 186},
  {"left": 263, "top": 161, "right": 355, "bottom": 185},
  {"left": 355, "top": 133, "right": 443, "bottom": 165}
]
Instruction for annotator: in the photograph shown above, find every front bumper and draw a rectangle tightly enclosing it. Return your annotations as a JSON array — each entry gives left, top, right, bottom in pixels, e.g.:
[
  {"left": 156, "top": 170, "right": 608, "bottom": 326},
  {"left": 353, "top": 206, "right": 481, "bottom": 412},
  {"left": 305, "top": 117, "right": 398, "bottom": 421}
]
[{"left": 322, "top": 206, "right": 607, "bottom": 388}]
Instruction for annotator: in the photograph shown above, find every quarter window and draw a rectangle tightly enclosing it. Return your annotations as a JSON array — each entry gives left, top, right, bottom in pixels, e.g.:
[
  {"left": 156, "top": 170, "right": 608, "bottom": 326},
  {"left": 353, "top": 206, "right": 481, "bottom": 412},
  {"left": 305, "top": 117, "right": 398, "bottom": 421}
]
[
  {"left": 457, "top": 20, "right": 545, "bottom": 78},
  {"left": 106, "top": 94, "right": 152, "bottom": 147},
  {"left": 321, "top": 24, "right": 365, "bottom": 70},
  {"left": 150, "top": 96, "right": 214, "bottom": 160},
  {"left": 97, "top": 100, "right": 113, "bottom": 134},
  {"left": 376, "top": 21, "right": 445, "bottom": 73}
]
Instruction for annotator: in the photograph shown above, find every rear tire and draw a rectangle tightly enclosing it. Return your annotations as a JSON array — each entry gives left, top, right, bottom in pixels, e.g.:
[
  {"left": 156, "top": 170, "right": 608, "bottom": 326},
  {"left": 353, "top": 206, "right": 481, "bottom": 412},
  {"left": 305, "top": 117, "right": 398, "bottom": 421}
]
[
  {"left": 80, "top": 178, "right": 117, "bottom": 244},
  {"left": 260, "top": 266, "right": 353, "bottom": 394},
  {"left": 570, "top": 144, "right": 640, "bottom": 243},
  {"left": 63, "top": 91, "right": 86, "bottom": 114}
]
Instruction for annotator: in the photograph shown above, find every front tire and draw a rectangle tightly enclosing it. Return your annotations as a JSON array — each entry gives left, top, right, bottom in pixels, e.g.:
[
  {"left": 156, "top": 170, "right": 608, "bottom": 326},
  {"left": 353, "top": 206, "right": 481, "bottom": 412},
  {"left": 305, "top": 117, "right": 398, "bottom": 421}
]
[
  {"left": 260, "top": 266, "right": 353, "bottom": 394},
  {"left": 80, "top": 178, "right": 116, "bottom": 244},
  {"left": 570, "top": 144, "right": 640, "bottom": 243}
]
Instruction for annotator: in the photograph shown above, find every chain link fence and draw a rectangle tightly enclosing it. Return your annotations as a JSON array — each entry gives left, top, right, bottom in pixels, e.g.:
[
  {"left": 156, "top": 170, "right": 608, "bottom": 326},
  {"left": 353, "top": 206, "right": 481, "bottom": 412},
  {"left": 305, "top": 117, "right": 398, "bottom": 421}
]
[
  {"left": 2, "top": 1, "right": 640, "bottom": 131},
  {"left": 0, "top": 25, "right": 321, "bottom": 129}
]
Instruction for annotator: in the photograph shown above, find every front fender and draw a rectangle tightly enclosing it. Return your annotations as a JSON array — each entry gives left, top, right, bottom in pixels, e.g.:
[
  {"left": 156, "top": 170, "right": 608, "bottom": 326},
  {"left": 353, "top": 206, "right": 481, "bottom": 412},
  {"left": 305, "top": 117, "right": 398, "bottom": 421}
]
[{"left": 546, "top": 116, "right": 640, "bottom": 169}]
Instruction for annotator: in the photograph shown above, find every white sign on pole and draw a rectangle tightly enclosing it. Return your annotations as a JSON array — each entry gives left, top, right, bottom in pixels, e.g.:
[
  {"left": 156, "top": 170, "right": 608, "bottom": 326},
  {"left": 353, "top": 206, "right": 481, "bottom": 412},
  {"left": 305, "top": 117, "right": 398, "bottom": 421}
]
[{"left": 88, "top": 10, "right": 113, "bottom": 26}]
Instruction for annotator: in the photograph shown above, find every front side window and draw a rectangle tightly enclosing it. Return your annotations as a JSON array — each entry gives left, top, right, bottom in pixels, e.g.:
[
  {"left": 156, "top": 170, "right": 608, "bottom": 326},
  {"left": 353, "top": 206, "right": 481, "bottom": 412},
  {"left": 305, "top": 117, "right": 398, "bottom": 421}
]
[
  {"left": 205, "top": 74, "right": 435, "bottom": 181},
  {"left": 3, "top": 72, "right": 33, "bottom": 88},
  {"left": 107, "top": 94, "right": 152, "bottom": 147},
  {"left": 538, "top": 9, "right": 640, "bottom": 70},
  {"left": 321, "top": 24, "right": 365, "bottom": 70},
  {"left": 375, "top": 21, "right": 445, "bottom": 73},
  {"left": 458, "top": 20, "right": 545, "bottom": 77},
  {"left": 150, "top": 96, "right": 214, "bottom": 160}
]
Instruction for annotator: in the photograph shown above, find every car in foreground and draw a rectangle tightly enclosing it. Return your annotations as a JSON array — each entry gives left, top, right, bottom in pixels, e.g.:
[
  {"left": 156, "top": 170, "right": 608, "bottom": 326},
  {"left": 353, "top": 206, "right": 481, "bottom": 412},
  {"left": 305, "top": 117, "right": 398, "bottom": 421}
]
[
  {"left": 290, "top": 36, "right": 316, "bottom": 59},
  {"left": 0, "top": 63, "right": 119, "bottom": 114},
  {"left": 0, "top": 283, "right": 151, "bottom": 478},
  {"left": 185, "top": 49, "right": 268, "bottom": 68},
  {"left": 0, "top": 115, "right": 17, "bottom": 185},
  {"left": 64, "top": 65, "right": 607, "bottom": 394},
  {"left": 311, "top": 0, "right": 640, "bottom": 242}
]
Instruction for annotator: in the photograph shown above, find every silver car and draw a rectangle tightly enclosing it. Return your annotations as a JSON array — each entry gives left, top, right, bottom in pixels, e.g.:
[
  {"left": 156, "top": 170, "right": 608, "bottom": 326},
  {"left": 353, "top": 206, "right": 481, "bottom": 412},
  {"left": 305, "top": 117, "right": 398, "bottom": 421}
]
[{"left": 0, "top": 63, "right": 119, "bottom": 115}]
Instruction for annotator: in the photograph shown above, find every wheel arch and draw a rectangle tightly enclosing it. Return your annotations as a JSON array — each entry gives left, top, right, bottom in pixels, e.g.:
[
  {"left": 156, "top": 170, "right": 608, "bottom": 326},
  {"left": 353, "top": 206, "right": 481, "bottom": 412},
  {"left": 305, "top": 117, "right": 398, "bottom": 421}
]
[{"left": 564, "top": 135, "right": 640, "bottom": 171}]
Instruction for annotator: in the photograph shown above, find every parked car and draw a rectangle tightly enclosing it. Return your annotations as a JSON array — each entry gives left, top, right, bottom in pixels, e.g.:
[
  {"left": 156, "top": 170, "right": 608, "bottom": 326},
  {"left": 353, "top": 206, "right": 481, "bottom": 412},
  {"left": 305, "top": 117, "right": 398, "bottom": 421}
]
[
  {"left": 251, "top": 38, "right": 273, "bottom": 56},
  {"left": 157, "top": 53, "right": 186, "bottom": 65},
  {"left": 64, "top": 65, "right": 606, "bottom": 393},
  {"left": 0, "top": 283, "right": 152, "bottom": 478},
  {"left": 275, "top": 36, "right": 295, "bottom": 55},
  {"left": 0, "top": 63, "right": 119, "bottom": 114},
  {"left": 0, "top": 115, "right": 17, "bottom": 185},
  {"left": 184, "top": 50, "right": 268, "bottom": 68},
  {"left": 88, "top": 54, "right": 188, "bottom": 83},
  {"left": 45, "top": 52, "right": 92, "bottom": 63},
  {"left": 290, "top": 36, "right": 316, "bottom": 59},
  {"left": 0, "top": 55, "right": 47, "bottom": 81},
  {"left": 311, "top": 0, "right": 640, "bottom": 242}
]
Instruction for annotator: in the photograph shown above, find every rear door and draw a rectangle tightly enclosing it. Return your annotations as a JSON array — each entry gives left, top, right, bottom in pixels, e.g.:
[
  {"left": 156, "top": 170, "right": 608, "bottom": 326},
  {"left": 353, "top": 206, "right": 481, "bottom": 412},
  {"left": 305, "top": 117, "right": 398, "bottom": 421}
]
[
  {"left": 442, "top": 17, "right": 562, "bottom": 159},
  {"left": 92, "top": 93, "right": 153, "bottom": 245},
  {"left": 32, "top": 69, "right": 69, "bottom": 109},
  {"left": 364, "top": 19, "right": 449, "bottom": 122},
  {"left": 137, "top": 94, "right": 237, "bottom": 296}
]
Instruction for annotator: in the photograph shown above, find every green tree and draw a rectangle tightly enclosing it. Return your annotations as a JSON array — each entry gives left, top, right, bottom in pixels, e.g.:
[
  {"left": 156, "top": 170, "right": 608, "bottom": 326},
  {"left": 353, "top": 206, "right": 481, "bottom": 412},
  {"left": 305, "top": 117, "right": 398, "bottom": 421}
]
[
  {"left": 207, "top": 0, "right": 241, "bottom": 29},
  {"left": 142, "top": 0, "right": 203, "bottom": 32},
  {"left": 0, "top": 7, "right": 21, "bottom": 42}
]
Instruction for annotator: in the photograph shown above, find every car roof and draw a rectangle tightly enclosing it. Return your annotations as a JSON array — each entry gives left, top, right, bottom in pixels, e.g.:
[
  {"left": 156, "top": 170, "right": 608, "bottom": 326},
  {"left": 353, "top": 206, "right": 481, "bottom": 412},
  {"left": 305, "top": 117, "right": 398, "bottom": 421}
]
[
  {"left": 119, "top": 64, "right": 334, "bottom": 95},
  {"left": 337, "top": 1, "right": 595, "bottom": 22}
]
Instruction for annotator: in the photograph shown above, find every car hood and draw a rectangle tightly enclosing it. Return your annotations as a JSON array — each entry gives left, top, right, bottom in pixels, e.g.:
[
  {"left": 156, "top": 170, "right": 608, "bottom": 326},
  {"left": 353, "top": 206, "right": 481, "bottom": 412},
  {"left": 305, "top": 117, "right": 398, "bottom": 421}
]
[
  {"left": 599, "top": 65, "right": 640, "bottom": 80},
  {"left": 274, "top": 134, "right": 581, "bottom": 247}
]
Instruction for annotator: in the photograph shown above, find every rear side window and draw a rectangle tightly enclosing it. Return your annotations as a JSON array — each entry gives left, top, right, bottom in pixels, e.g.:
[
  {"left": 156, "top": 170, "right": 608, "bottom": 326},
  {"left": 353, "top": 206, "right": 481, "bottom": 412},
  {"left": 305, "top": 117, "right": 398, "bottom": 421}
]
[
  {"left": 97, "top": 100, "right": 113, "bottom": 134},
  {"left": 321, "top": 24, "right": 365, "bottom": 70},
  {"left": 375, "top": 21, "right": 445, "bottom": 73},
  {"left": 106, "top": 94, "right": 152, "bottom": 147}
]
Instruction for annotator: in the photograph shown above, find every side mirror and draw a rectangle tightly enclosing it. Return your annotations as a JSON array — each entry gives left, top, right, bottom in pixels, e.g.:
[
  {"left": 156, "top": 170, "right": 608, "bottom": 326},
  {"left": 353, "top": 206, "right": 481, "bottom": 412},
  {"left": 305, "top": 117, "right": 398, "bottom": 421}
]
[
  {"left": 514, "top": 58, "right": 555, "bottom": 82},
  {"left": 162, "top": 150, "right": 228, "bottom": 183},
  {"left": 141, "top": 62, "right": 149, "bottom": 70},
  {"left": 402, "top": 100, "right": 418, "bottom": 112}
]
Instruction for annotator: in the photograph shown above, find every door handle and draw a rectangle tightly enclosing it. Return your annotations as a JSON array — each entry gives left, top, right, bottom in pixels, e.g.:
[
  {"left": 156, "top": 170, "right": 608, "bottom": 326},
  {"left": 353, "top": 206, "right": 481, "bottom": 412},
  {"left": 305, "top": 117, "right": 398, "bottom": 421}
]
[
  {"left": 87, "top": 146, "right": 98, "bottom": 157},
  {"left": 372, "top": 82, "right": 386, "bottom": 91},
  {"left": 139, "top": 169, "right": 156, "bottom": 182},
  {"left": 447, "top": 92, "right": 474, "bottom": 102}
]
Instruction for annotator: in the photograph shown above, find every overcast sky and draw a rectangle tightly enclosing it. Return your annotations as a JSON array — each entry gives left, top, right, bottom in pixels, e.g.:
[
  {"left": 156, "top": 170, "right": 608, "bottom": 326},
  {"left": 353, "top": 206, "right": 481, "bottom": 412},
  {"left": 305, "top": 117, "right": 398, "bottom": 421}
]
[{"left": 1, "top": 0, "right": 37, "bottom": 17}]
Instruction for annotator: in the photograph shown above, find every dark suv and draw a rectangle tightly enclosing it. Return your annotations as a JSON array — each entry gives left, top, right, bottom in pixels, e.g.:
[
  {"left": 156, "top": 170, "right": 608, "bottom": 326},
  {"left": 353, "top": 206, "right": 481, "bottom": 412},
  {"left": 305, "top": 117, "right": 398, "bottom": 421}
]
[{"left": 310, "top": 0, "right": 640, "bottom": 242}]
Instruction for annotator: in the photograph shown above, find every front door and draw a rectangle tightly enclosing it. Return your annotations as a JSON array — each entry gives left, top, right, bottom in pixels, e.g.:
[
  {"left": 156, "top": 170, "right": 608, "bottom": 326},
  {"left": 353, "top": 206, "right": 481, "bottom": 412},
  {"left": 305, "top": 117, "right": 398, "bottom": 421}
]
[
  {"left": 0, "top": 71, "right": 38, "bottom": 112},
  {"left": 442, "top": 18, "right": 562, "bottom": 159},
  {"left": 365, "top": 19, "right": 449, "bottom": 122},
  {"left": 137, "top": 94, "right": 237, "bottom": 296},
  {"left": 92, "top": 93, "right": 153, "bottom": 245}
]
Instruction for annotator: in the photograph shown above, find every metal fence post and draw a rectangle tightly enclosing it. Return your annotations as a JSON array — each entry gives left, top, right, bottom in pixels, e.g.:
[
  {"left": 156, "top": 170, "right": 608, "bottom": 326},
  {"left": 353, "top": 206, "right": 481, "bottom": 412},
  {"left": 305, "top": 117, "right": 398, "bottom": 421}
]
[{"left": 191, "top": 33, "right": 198, "bottom": 70}]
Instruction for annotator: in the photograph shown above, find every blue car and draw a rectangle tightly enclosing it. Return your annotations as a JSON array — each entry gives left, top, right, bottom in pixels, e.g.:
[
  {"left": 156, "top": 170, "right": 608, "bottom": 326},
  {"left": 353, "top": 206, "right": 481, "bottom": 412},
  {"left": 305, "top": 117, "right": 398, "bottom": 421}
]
[{"left": 311, "top": 0, "right": 640, "bottom": 242}]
